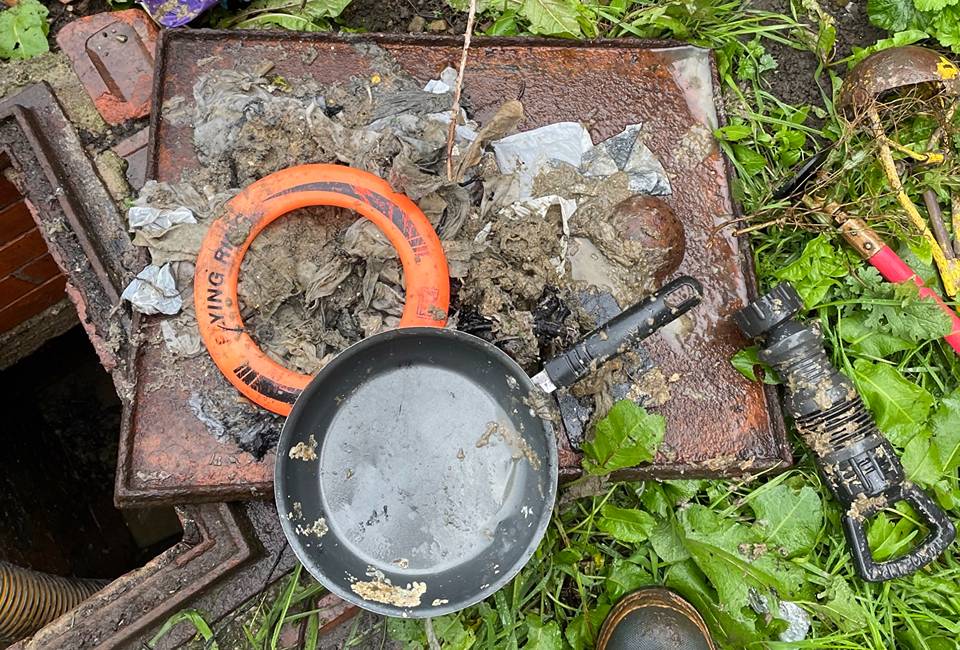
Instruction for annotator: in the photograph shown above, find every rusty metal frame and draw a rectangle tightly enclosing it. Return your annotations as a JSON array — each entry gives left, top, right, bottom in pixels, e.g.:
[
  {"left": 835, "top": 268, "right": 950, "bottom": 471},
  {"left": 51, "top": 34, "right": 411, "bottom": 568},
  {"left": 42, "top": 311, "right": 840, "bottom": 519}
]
[
  {"left": 0, "top": 83, "right": 138, "bottom": 383},
  {"left": 12, "top": 502, "right": 299, "bottom": 650}
]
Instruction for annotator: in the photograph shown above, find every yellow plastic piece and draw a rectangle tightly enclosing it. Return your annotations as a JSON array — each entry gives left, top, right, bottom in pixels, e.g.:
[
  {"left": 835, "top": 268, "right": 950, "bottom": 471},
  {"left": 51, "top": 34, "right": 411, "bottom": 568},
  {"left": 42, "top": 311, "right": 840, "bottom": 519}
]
[
  {"left": 869, "top": 107, "right": 960, "bottom": 296},
  {"left": 880, "top": 137, "right": 945, "bottom": 165},
  {"left": 937, "top": 56, "right": 959, "bottom": 81}
]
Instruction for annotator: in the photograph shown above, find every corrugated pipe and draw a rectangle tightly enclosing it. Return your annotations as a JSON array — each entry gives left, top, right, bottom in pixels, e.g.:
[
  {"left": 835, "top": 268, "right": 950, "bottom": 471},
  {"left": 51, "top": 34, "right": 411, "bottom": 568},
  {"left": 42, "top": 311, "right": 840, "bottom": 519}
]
[{"left": 0, "top": 561, "right": 106, "bottom": 644}]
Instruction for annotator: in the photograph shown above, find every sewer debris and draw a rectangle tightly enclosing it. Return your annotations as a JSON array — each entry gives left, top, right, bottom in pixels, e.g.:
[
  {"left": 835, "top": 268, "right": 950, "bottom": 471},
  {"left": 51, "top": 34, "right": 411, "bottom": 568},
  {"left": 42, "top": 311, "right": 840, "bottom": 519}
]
[
  {"left": 288, "top": 435, "right": 318, "bottom": 461},
  {"left": 847, "top": 493, "right": 887, "bottom": 521},
  {"left": 287, "top": 501, "right": 303, "bottom": 520},
  {"left": 121, "top": 263, "right": 182, "bottom": 315},
  {"left": 128, "top": 43, "right": 678, "bottom": 452}
]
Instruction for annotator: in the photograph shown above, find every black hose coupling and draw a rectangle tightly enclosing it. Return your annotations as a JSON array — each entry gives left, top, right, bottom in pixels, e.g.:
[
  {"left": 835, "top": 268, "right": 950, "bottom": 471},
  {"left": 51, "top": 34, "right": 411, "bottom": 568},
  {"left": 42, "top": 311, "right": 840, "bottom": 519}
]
[{"left": 735, "top": 282, "right": 955, "bottom": 582}]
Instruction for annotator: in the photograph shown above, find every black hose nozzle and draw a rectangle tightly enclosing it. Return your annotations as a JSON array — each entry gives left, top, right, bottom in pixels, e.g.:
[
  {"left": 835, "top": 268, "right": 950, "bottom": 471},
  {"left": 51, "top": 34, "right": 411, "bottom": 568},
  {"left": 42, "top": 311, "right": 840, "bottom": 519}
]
[{"left": 735, "top": 283, "right": 955, "bottom": 582}]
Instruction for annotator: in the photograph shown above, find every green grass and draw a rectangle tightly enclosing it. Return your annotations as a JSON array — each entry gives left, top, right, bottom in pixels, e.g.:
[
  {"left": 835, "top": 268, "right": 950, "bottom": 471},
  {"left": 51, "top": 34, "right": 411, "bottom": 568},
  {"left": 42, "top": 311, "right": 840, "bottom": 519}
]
[{"left": 148, "top": 0, "right": 960, "bottom": 648}]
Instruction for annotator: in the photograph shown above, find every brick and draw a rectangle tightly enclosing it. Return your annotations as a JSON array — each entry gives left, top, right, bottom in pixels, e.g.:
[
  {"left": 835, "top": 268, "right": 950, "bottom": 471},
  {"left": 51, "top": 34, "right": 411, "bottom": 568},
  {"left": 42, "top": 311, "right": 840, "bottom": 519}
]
[
  {"left": 0, "top": 254, "right": 61, "bottom": 306},
  {"left": 0, "top": 201, "right": 35, "bottom": 245},
  {"left": 0, "top": 173, "right": 19, "bottom": 211},
  {"left": 55, "top": 10, "right": 159, "bottom": 125},
  {"left": 0, "top": 275, "right": 67, "bottom": 333},
  {"left": 0, "top": 229, "right": 47, "bottom": 277},
  {"left": 113, "top": 128, "right": 150, "bottom": 191}
]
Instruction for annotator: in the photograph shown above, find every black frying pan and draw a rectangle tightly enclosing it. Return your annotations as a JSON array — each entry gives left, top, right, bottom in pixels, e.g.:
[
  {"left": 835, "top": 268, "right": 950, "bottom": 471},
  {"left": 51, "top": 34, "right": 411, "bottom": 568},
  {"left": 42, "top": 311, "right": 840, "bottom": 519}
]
[{"left": 275, "top": 276, "right": 702, "bottom": 618}]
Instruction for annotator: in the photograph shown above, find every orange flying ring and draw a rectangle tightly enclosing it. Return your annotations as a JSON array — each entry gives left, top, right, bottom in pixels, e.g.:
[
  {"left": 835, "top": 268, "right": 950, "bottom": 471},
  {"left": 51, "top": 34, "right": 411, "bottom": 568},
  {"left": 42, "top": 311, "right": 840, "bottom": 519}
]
[{"left": 194, "top": 164, "right": 450, "bottom": 416}]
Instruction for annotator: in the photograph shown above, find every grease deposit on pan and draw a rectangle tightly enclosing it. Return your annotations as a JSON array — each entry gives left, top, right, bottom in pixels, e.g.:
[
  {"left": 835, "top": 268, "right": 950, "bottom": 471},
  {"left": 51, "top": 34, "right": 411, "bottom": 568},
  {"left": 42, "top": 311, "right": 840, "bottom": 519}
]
[
  {"left": 350, "top": 567, "right": 427, "bottom": 608},
  {"left": 288, "top": 434, "right": 318, "bottom": 460},
  {"left": 296, "top": 517, "right": 329, "bottom": 538},
  {"left": 475, "top": 421, "right": 541, "bottom": 471}
]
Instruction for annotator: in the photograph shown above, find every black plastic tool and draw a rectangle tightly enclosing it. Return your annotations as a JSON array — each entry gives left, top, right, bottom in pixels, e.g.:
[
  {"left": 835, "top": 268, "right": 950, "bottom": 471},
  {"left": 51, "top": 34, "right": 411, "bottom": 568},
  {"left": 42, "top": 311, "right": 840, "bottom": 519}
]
[
  {"left": 735, "top": 282, "right": 955, "bottom": 582},
  {"left": 532, "top": 276, "right": 703, "bottom": 393}
]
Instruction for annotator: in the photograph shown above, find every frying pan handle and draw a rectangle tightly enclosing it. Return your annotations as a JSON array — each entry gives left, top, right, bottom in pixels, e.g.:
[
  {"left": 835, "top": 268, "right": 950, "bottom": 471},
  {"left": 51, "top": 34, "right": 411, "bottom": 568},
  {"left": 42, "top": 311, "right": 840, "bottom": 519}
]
[{"left": 540, "top": 276, "right": 703, "bottom": 390}]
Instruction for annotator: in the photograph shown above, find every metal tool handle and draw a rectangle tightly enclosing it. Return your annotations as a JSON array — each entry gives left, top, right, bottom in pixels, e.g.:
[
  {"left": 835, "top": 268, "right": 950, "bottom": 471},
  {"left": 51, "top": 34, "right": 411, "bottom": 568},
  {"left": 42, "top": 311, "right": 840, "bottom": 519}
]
[
  {"left": 538, "top": 276, "right": 702, "bottom": 391},
  {"left": 844, "top": 483, "right": 956, "bottom": 582}
]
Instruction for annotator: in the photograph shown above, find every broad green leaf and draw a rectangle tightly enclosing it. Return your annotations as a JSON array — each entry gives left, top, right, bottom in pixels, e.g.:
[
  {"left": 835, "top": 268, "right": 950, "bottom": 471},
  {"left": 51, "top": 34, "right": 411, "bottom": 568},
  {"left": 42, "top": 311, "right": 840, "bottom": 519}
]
[
  {"left": 714, "top": 124, "right": 753, "bottom": 142},
  {"left": 749, "top": 485, "right": 824, "bottom": 557},
  {"left": 931, "top": 389, "right": 960, "bottom": 472},
  {"left": 664, "top": 480, "right": 707, "bottom": 505},
  {"left": 0, "top": 0, "right": 49, "bottom": 60},
  {"left": 731, "top": 144, "right": 767, "bottom": 176},
  {"left": 853, "top": 360, "right": 934, "bottom": 446},
  {"left": 564, "top": 601, "right": 611, "bottom": 650},
  {"left": 433, "top": 615, "right": 476, "bottom": 650},
  {"left": 774, "top": 234, "right": 850, "bottom": 308},
  {"left": 860, "top": 282, "right": 953, "bottom": 344},
  {"left": 220, "top": 0, "right": 351, "bottom": 30},
  {"left": 665, "top": 560, "right": 762, "bottom": 646},
  {"left": 582, "top": 400, "right": 665, "bottom": 475},
  {"left": 867, "top": 503, "right": 923, "bottom": 562},
  {"left": 839, "top": 312, "right": 914, "bottom": 358},
  {"left": 235, "top": 13, "right": 329, "bottom": 30},
  {"left": 933, "top": 8, "right": 960, "bottom": 52},
  {"left": 597, "top": 505, "right": 657, "bottom": 543},
  {"left": 387, "top": 618, "right": 427, "bottom": 644},
  {"left": 649, "top": 516, "right": 691, "bottom": 563},
  {"left": 915, "top": 0, "right": 954, "bottom": 11},
  {"left": 521, "top": 0, "right": 581, "bottom": 36},
  {"left": 813, "top": 575, "right": 867, "bottom": 632},
  {"left": 848, "top": 30, "right": 930, "bottom": 66},
  {"left": 736, "top": 38, "right": 777, "bottom": 81},
  {"left": 902, "top": 431, "right": 941, "bottom": 487},
  {"left": 731, "top": 346, "right": 779, "bottom": 384},
  {"left": 679, "top": 505, "right": 809, "bottom": 632},
  {"left": 866, "top": 0, "right": 925, "bottom": 31},
  {"left": 604, "top": 558, "right": 651, "bottom": 601},
  {"left": 554, "top": 547, "right": 581, "bottom": 565},
  {"left": 486, "top": 10, "right": 520, "bottom": 35},
  {"left": 639, "top": 484, "right": 671, "bottom": 517},
  {"left": 523, "top": 617, "right": 562, "bottom": 650}
]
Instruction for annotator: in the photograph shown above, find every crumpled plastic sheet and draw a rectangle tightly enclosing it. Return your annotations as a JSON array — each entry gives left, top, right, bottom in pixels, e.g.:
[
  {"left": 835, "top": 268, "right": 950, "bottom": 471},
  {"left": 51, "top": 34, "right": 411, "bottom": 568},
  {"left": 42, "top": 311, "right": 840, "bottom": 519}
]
[
  {"left": 492, "top": 122, "right": 594, "bottom": 198},
  {"left": 581, "top": 124, "right": 671, "bottom": 195},
  {"left": 748, "top": 590, "right": 811, "bottom": 642},
  {"left": 423, "top": 67, "right": 459, "bottom": 94},
  {"left": 186, "top": 392, "right": 279, "bottom": 455},
  {"left": 128, "top": 205, "right": 196, "bottom": 235},
  {"left": 161, "top": 316, "right": 202, "bottom": 357},
  {"left": 121, "top": 263, "right": 183, "bottom": 315},
  {"left": 140, "top": 0, "right": 216, "bottom": 27}
]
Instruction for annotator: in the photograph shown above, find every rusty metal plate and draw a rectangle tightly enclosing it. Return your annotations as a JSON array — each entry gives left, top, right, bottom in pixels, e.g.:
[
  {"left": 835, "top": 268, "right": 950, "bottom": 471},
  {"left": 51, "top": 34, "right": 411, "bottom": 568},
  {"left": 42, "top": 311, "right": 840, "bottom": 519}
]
[{"left": 117, "top": 31, "right": 790, "bottom": 506}]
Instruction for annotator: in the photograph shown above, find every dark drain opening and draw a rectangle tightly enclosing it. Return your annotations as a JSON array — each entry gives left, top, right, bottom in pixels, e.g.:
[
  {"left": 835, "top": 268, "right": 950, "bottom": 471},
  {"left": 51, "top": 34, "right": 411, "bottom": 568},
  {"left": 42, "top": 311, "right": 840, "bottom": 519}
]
[{"left": 0, "top": 327, "right": 183, "bottom": 650}]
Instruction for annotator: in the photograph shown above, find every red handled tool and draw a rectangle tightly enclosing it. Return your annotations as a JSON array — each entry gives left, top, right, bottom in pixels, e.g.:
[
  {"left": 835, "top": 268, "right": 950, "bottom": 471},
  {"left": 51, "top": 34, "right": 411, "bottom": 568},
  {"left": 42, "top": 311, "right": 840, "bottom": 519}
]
[{"left": 773, "top": 151, "right": 960, "bottom": 355}]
